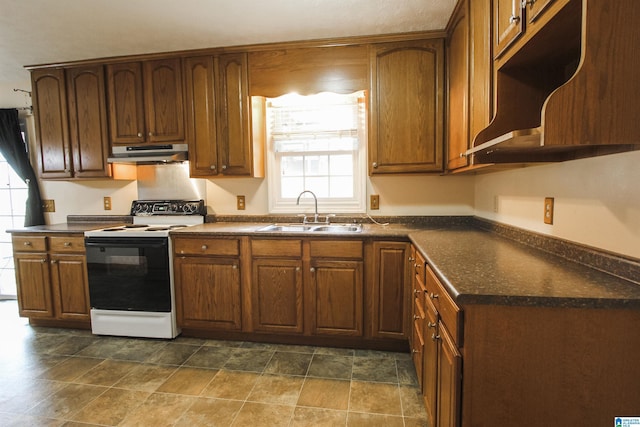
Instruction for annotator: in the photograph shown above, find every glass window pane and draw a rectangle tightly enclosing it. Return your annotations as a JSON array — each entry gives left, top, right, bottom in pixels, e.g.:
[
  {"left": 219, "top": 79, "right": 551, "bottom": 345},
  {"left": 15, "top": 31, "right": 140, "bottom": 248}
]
[
  {"left": 0, "top": 190, "right": 12, "bottom": 215},
  {"left": 281, "top": 177, "right": 305, "bottom": 198},
  {"left": 329, "top": 154, "right": 354, "bottom": 176},
  {"left": 330, "top": 177, "right": 354, "bottom": 198},
  {"left": 281, "top": 156, "right": 304, "bottom": 177},
  {"left": 8, "top": 168, "right": 27, "bottom": 188},
  {"left": 304, "top": 177, "right": 329, "bottom": 198},
  {"left": 9, "top": 189, "right": 27, "bottom": 215},
  {"left": 304, "top": 156, "right": 328, "bottom": 176}
]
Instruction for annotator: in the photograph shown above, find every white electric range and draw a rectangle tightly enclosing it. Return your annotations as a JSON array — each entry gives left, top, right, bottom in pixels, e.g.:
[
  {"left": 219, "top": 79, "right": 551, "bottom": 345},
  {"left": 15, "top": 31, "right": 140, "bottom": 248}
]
[{"left": 84, "top": 200, "right": 205, "bottom": 338}]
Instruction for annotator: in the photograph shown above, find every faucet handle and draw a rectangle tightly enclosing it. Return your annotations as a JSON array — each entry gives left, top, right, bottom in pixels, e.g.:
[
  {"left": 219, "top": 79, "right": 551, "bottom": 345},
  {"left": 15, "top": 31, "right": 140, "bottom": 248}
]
[
  {"left": 297, "top": 213, "right": 309, "bottom": 223},
  {"left": 324, "top": 214, "right": 336, "bottom": 224}
]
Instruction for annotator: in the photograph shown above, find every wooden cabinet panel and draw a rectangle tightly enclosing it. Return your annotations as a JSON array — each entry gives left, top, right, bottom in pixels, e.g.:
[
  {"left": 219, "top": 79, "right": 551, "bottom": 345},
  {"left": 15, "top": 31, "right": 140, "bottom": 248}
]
[
  {"left": 370, "top": 39, "right": 444, "bottom": 174},
  {"left": 66, "top": 65, "right": 111, "bottom": 178},
  {"left": 251, "top": 239, "right": 302, "bottom": 258},
  {"left": 309, "top": 240, "right": 363, "bottom": 259},
  {"left": 174, "top": 256, "right": 242, "bottom": 330},
  {"left": 494, "top": 0, "right": 524, "bottom": 58},
  {"left": 436, "top": 325, "right": 462, "bottom": 427},
  {"left": 31, "top": 68, "right": 71, "bottom": 179},
  {"left": 12, "top": 236, "right": 47, "bottom": 252},
  {"left": 14, "top": 253, "right": 53, "bottom": 318},
  {"left": 184, "top": 56, "right": 219, "bottom": 176},
  {"left": 107, "top": 62, "right": 146, "bottom": 144},
  {"left": 527, "top": 0, "right": 556, "bottom": 23},
  {"left": 48, "top": 236, "right": 85, "bottom": 253},
  {"left": 143, "top": 58, "right": 184, "bottom": 142},
  {"left": 411, "top": 317, "right": 424, "bottom": 388},
  {"left": 252, "top": 258, "right": 303, "bottom": 334},
  {"left": 173, "top": 237, "right": 239, "bottom": 256},
  {"left": 50, "top": 253, "right": 90, "bottom": 321},
  {"left": 423, "top": 298, "right": 438, "bottom": 423},
  {"left": 217, "top": 53, "right": 252, "bottom": 175},
  {"left": 371, "top": 241, "right": 410, "bottom": 339},
  {"left": 310, "top": 260, "right": 363, "bottom": 336}
]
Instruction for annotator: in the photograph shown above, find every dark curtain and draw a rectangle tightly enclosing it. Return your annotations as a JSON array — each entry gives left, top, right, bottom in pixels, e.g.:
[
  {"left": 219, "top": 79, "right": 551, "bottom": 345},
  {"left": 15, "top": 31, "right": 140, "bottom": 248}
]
[{"left": 0, "top": 109, "right": 45, "bottom": 226}]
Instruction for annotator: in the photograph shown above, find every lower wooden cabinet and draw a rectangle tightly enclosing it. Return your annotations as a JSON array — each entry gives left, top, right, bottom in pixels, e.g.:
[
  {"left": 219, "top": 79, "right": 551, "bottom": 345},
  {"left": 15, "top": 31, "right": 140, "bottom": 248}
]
[
  {"left": 173, "top": 237, "right": 242, "bottom": 331},
  {"left": 12, "top": 234, "right": 90, "bottom": 324}
]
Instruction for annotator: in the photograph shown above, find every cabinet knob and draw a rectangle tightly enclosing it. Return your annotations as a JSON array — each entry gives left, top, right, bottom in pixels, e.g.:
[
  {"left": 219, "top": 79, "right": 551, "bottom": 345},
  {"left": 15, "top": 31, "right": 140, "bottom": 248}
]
[
  {"left": 372, "top": 162, "right": 378, "bottom": 169},
  {"left": 137, "top": 132, "right": 143, "bottom": 138},
  {"left": 427, "top": 321, "right": 436, "bottom": 328},
  {"left": 459, "top": 152, "right": 466, "bottom": 158},
  {"left": 414, "top": 289, "right": 420, "bottom": 296},
  {"left": 412, "top": 349, "right": 420, "bottom": 354},
  {"left": 509, "top": 15, "right": 521, "bottom": 24},
  {"left": 201, "top": 245, "right": 208, "bottom": 250},
  {"left": 432, "top": 333, "right": 440, "bottom": 341},
  {"left": 148, "top": 132, "right": 153, "bottom": 137},
  {"left": 51, "top": 259, "right": 57, "bottom": 264},
  {"left": 310, "top": 267, "right": 315, "bottom": 273},
  {"left": 413, "top": 314, "right": 422, "bottom": 320},
  {"left": 23, "top": 241, "right": 32, "bottom": 246},
  {"left": 408, "top": 256, "right": 415, "bottom": 262},
  {"left": 232, "top": 264, "right": 238, "bottom": 269},
  {"left": 296, "top": 267, "right": 301, "bottom": 272},
  {"left": 40, "top": 258, "right": 46, "bottom": 263},
  {"left": 222, "top": 165, "right": 227, "bottom": 170},
  {"left": 430, "top": 292, "right": 439, "bottom": 299},
  {"left": 63, "top": 242, "right": 71, "bottom": 247},
  {"left": 521, "top": 0, "right": 535, "bottom": 6},
  {"left": 210, "top": 165, "right": 216, "bottom": 170}
]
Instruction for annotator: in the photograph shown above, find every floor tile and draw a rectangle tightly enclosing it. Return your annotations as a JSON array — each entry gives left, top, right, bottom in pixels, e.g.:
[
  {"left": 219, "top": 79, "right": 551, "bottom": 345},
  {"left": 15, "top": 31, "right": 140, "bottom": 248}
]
[
  {"left": 68, "top": 388, "right": 149, "bottom": 425},
  {"left": 76, "top": 337, "right": 133, "bottom": 359},
  {"left": 349, "top": 381, "right": 402, "bottom": 415},
  {"left": 47, "top": 336, "right": 99, "bottom": 356},
  {"left": 404, "top": 416, "right": 430, "bottom": 426},
  {"left": 110, "top": 339, "right": 168, "bottom": 361},
  {"left": 27, "top": 383, "right": 107, "bottom": 419},
  {"left": 119, "top": 392, "right": 195, "bottom": 427},
  {"left": 264, "top": 351, "right": 313, "bottom": 376},
  {"left": 36, "top": 357, "right": 103, "bottom": 382},
  {"left": 113, "top": 363, "right": 177, "bottom": 392},
  {"left": 352, "top": 356, "right": 398, "bottom": 383},
  {"left": 297, "top": 377, "right": 350, "bottom": 410},
  {"left": 290, "top": 407, "right": 348, "bottom": 426},
  {"left": 224, "top": 348, "right": 274, "bottom": 372},
  {"left": 183, "top": 345, "right": 236, "bottom": 369},
  {"left": 74, "top": 359, "right": 138, "bottom": 386},
  {"left": 247, "top": 374, "right": 304, "bottom": 405},
  {"left": 231, "top": 401, "right": 295, "bottom": 427},
  {"left": 397, "top": 358, "right": 419, "bottom": 386},
  {"left": 157, "top": 367, "right": 218, "bottom": 395},
  {"left": 314, "top": 346, "right": 355, "bottom": 357},
  {"left": 399, "top": 384, "right": 428, "bottom": 418},
  {"left": 175, "top": 397, "right": 243, "bottom": 426},
  {"left": 144, "top": 343, "right": 201, "bottom": 365},
  {"left": 1, "top": 413, "right": 65, "bottom": 427},
  {"left": 347, "top": 412, "right": 405, "bottom": 426},
  {"left": 200, "top": 370, "right": 260, "bottom": 400},
  {"left": 0, "top": 378, "right": 66, "bottom": 414},
  {"left": 307, "top": 354, "right": 353, "bottom": 379}
]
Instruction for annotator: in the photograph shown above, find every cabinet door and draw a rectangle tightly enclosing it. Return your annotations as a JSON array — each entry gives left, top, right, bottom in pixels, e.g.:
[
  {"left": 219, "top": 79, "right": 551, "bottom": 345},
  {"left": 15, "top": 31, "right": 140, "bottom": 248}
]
[
  {"left": 423, "top": 298, "right": 439, "bottom": 425},
  {"left": 469, "top": 0, "right": 494, "bottom": 145},
  {"left": 527, "top": 0, "right": 556, "bottom": 23},
  {"left": 494, "top": 0, "right": 524, "bottom": 58},
  {"left": 370, "top": 39, "right": 444, "bottom": 174},
  {"left": 14, "top": 253, "right": 53, "bottom": 318},
  {"left": 217, "top": 53, "right": 252, "bottom": 175},
  {"left": 143, "top": 58, "right": 185, "bottom": 142},
  {"left": 436, "top": 324, "right": 462, "bottom": 427},
  {"left": 309, "top": 260, "right": 363, "bottom": 336},
  {"left": 184, "top": 56, "right": 219, "bottom": 177},
  {"left": 411, "top": 317, "right": 425, "bottom": 390},
  {"left": 446, "top": 0, "right": 470, "bottom": 170},
  {"left": 371, "top": 242, "right": 410, "bottom": 339},
  {"left": 174, "top": 256, "right": 242, "bottom": 330},
  {"left": 107, "top": 62, "right": 146, "bottom": 144},
  {"left": 50, "top": 253, "right": 90, "bottom": 321},
  {"left": 252, "top": 258, "right": 304, "bottom": 334},
  {"left": 66, "top": 66, "right": 111, "bottom": 178},
  {"left": 31, "top": 68, "right": 72, "bottom": 179}
]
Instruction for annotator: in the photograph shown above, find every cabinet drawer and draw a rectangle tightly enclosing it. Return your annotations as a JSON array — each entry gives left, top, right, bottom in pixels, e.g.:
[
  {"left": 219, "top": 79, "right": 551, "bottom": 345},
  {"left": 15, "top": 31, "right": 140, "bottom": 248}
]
[
  {"left": 426, "top": 265, "right": 462, "bottom": 346},
  {"left": 309, "top": 240, "right": 363, "bottom": 259},
  {"left": 174, "top": 237, "right": 239, "bottom": 256},
  {"left": 414, "top": 250, "right": 426, "bottom": 285},
  {"left": 251, "top": 239, "right": 302, "bottom": 257},
  {"left": 12, "top": 236, "right": 47, "bottom": 252},
  {"left": 49, "top": 236, "right": 85, "bottom": 253}
]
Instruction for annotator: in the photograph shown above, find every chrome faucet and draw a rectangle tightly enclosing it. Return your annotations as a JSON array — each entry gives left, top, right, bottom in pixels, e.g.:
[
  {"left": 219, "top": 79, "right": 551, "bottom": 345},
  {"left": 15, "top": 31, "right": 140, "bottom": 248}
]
[{"left": 296, "top": 190, "right": 319, "bottom": 223}]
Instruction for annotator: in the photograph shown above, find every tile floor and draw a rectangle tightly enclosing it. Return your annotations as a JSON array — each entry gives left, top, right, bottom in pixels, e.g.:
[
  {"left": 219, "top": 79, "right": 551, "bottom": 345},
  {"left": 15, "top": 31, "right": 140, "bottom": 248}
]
[{"left": 0, "top": 300, "right": 428, "bottom": 426}]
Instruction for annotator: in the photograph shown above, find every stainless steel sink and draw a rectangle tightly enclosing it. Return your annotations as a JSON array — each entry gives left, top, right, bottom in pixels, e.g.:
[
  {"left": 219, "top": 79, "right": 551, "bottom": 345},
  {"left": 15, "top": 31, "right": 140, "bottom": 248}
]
[{"left": 256, "top": 223, "right": 362, "bottom": 233}]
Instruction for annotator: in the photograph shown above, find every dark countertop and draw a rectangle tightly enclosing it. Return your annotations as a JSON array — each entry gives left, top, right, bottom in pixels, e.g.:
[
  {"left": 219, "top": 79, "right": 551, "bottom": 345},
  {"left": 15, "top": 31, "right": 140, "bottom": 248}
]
[
  {"left": 172, "top": 221, "right": 640, "bottom": 310},
  {"left": 7, "top": 222, "right": 125, "bottom": 234}
]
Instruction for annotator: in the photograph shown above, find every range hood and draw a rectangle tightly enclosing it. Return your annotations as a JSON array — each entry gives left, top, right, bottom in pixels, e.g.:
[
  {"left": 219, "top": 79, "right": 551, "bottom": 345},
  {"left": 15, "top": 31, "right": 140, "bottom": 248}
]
[{"left": 108, "top": 144, "right": 188, "bottom": 164}]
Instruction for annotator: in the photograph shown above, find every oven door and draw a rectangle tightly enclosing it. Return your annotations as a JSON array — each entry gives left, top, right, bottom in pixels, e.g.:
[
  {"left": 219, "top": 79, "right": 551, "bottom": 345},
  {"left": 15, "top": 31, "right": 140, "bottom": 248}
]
[{"left": 85, "top": 237, "right": 171, "bottom": 312}]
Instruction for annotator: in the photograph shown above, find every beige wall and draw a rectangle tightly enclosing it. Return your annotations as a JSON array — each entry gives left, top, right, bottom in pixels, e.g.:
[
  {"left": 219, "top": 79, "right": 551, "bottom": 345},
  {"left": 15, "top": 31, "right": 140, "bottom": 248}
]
[{"left": 474, "top": 151, "right": 640, "bottom": 258}]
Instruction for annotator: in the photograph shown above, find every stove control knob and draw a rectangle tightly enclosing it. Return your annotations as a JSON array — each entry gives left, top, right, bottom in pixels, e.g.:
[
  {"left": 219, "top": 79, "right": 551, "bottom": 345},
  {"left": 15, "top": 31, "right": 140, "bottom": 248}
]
[{"left": 170, "top": 203, "right": 179, "bottom": 213}]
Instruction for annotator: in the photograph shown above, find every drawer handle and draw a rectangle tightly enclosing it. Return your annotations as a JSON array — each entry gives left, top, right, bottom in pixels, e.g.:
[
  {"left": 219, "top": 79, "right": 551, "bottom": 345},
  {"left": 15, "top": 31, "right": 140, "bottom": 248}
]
[
  {"left": 509, "top": 15, "right": 521, "bottom": 24},
  {"left": 64, "top": 242, "right": 71, "bottom": 247},
  {"left": 23, "top": 241, "right": 32, "bottom": 246},
  {"left": 408, "top": 256, "right": 414, "bottom": 262},
  {"left": 414, "top": 289, "right": 420, "bottom": 296},
  {"left": 430, "top": 292, "right": 439, "bottom": 299},
  {"left": 51, "top": 260, "right": 57, "bottom": 264},
  {"left": 411, "top": 349, "right": 420, "bottom": 354},
  {"left": 427, "top": 321, "right": 436, "bottom": 328},
  {"left": 413, "top": 314, "right": 422, "bottom": 320},
  {"left": 232, "top": 264, "right": 238, "bottom": 269},
  {"left": 432, "top": 333, "right": 440, "bottom": 341},
  {"left": 201, "top": 245, "right": 208, "bottom": 250},
  {"left": 310, "top": 267, "right": 315, "bottom": 273},
  {"left": 40, "top": 258, "right": 46, "bottom": 263}
]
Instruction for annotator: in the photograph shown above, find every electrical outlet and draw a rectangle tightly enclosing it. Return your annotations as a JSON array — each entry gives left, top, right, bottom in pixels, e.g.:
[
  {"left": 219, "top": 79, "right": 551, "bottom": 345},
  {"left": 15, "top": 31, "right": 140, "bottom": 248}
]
[
  {"left": 544, "top": 197, "right": 554, "bottom": 224},
  {"left": 103, "top": 197, "right": 112, "bottom": 211},
  {"left": 237, "top": 195, "right": 246, "bottom": 210},
  {"left": 42, "top": 199, "right": 55, "bottom": 213},
  {"left": 370, "top": 194, "right": 380, "bottom": 210}
]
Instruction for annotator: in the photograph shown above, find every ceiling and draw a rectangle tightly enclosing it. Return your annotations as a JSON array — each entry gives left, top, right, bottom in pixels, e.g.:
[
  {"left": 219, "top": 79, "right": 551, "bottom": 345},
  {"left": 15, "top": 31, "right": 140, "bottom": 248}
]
[{"left": 0, "top": 0, "right": 456, "bottom": 84}]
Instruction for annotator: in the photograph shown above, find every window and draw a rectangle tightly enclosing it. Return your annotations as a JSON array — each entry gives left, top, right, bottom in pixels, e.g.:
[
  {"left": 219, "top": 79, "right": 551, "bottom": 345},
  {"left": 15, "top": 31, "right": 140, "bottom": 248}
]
[
  {"left": 0, "top": 120, "right": 29, "bottom": 298},
  {"left": 264, "top": 91, "right": 367, "bottom": 213}
]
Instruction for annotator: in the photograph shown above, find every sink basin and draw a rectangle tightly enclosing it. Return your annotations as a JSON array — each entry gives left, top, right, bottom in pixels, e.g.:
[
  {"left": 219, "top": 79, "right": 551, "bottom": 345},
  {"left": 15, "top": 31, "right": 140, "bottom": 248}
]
[{"left": 257, "top": 223, "right": 363, "bottom": 233}]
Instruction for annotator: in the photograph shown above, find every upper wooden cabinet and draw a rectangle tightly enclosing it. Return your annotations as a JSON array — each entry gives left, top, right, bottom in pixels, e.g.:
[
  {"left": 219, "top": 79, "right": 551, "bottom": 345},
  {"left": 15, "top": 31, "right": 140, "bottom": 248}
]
[
  {"left": 107, "top": 58, "right": 184, "bottom": 145},
  {"left": 31, "top": 67, "right": 112, "bottom": 179},
  {"left": 369, "top": 39, "right": 445, "bottom": 174},
  {"left": 446, "top": 0, "right": 493, "bottom": 172},
  {"left": 184, "top": 53, "right": 263, "bottom": 177}
]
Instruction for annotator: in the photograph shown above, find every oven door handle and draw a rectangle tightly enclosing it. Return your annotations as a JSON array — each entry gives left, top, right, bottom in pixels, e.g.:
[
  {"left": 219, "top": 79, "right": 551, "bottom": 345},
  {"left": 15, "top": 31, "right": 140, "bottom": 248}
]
[{"left": 84, "top": 238, "right": 168, "bottom": 249}]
